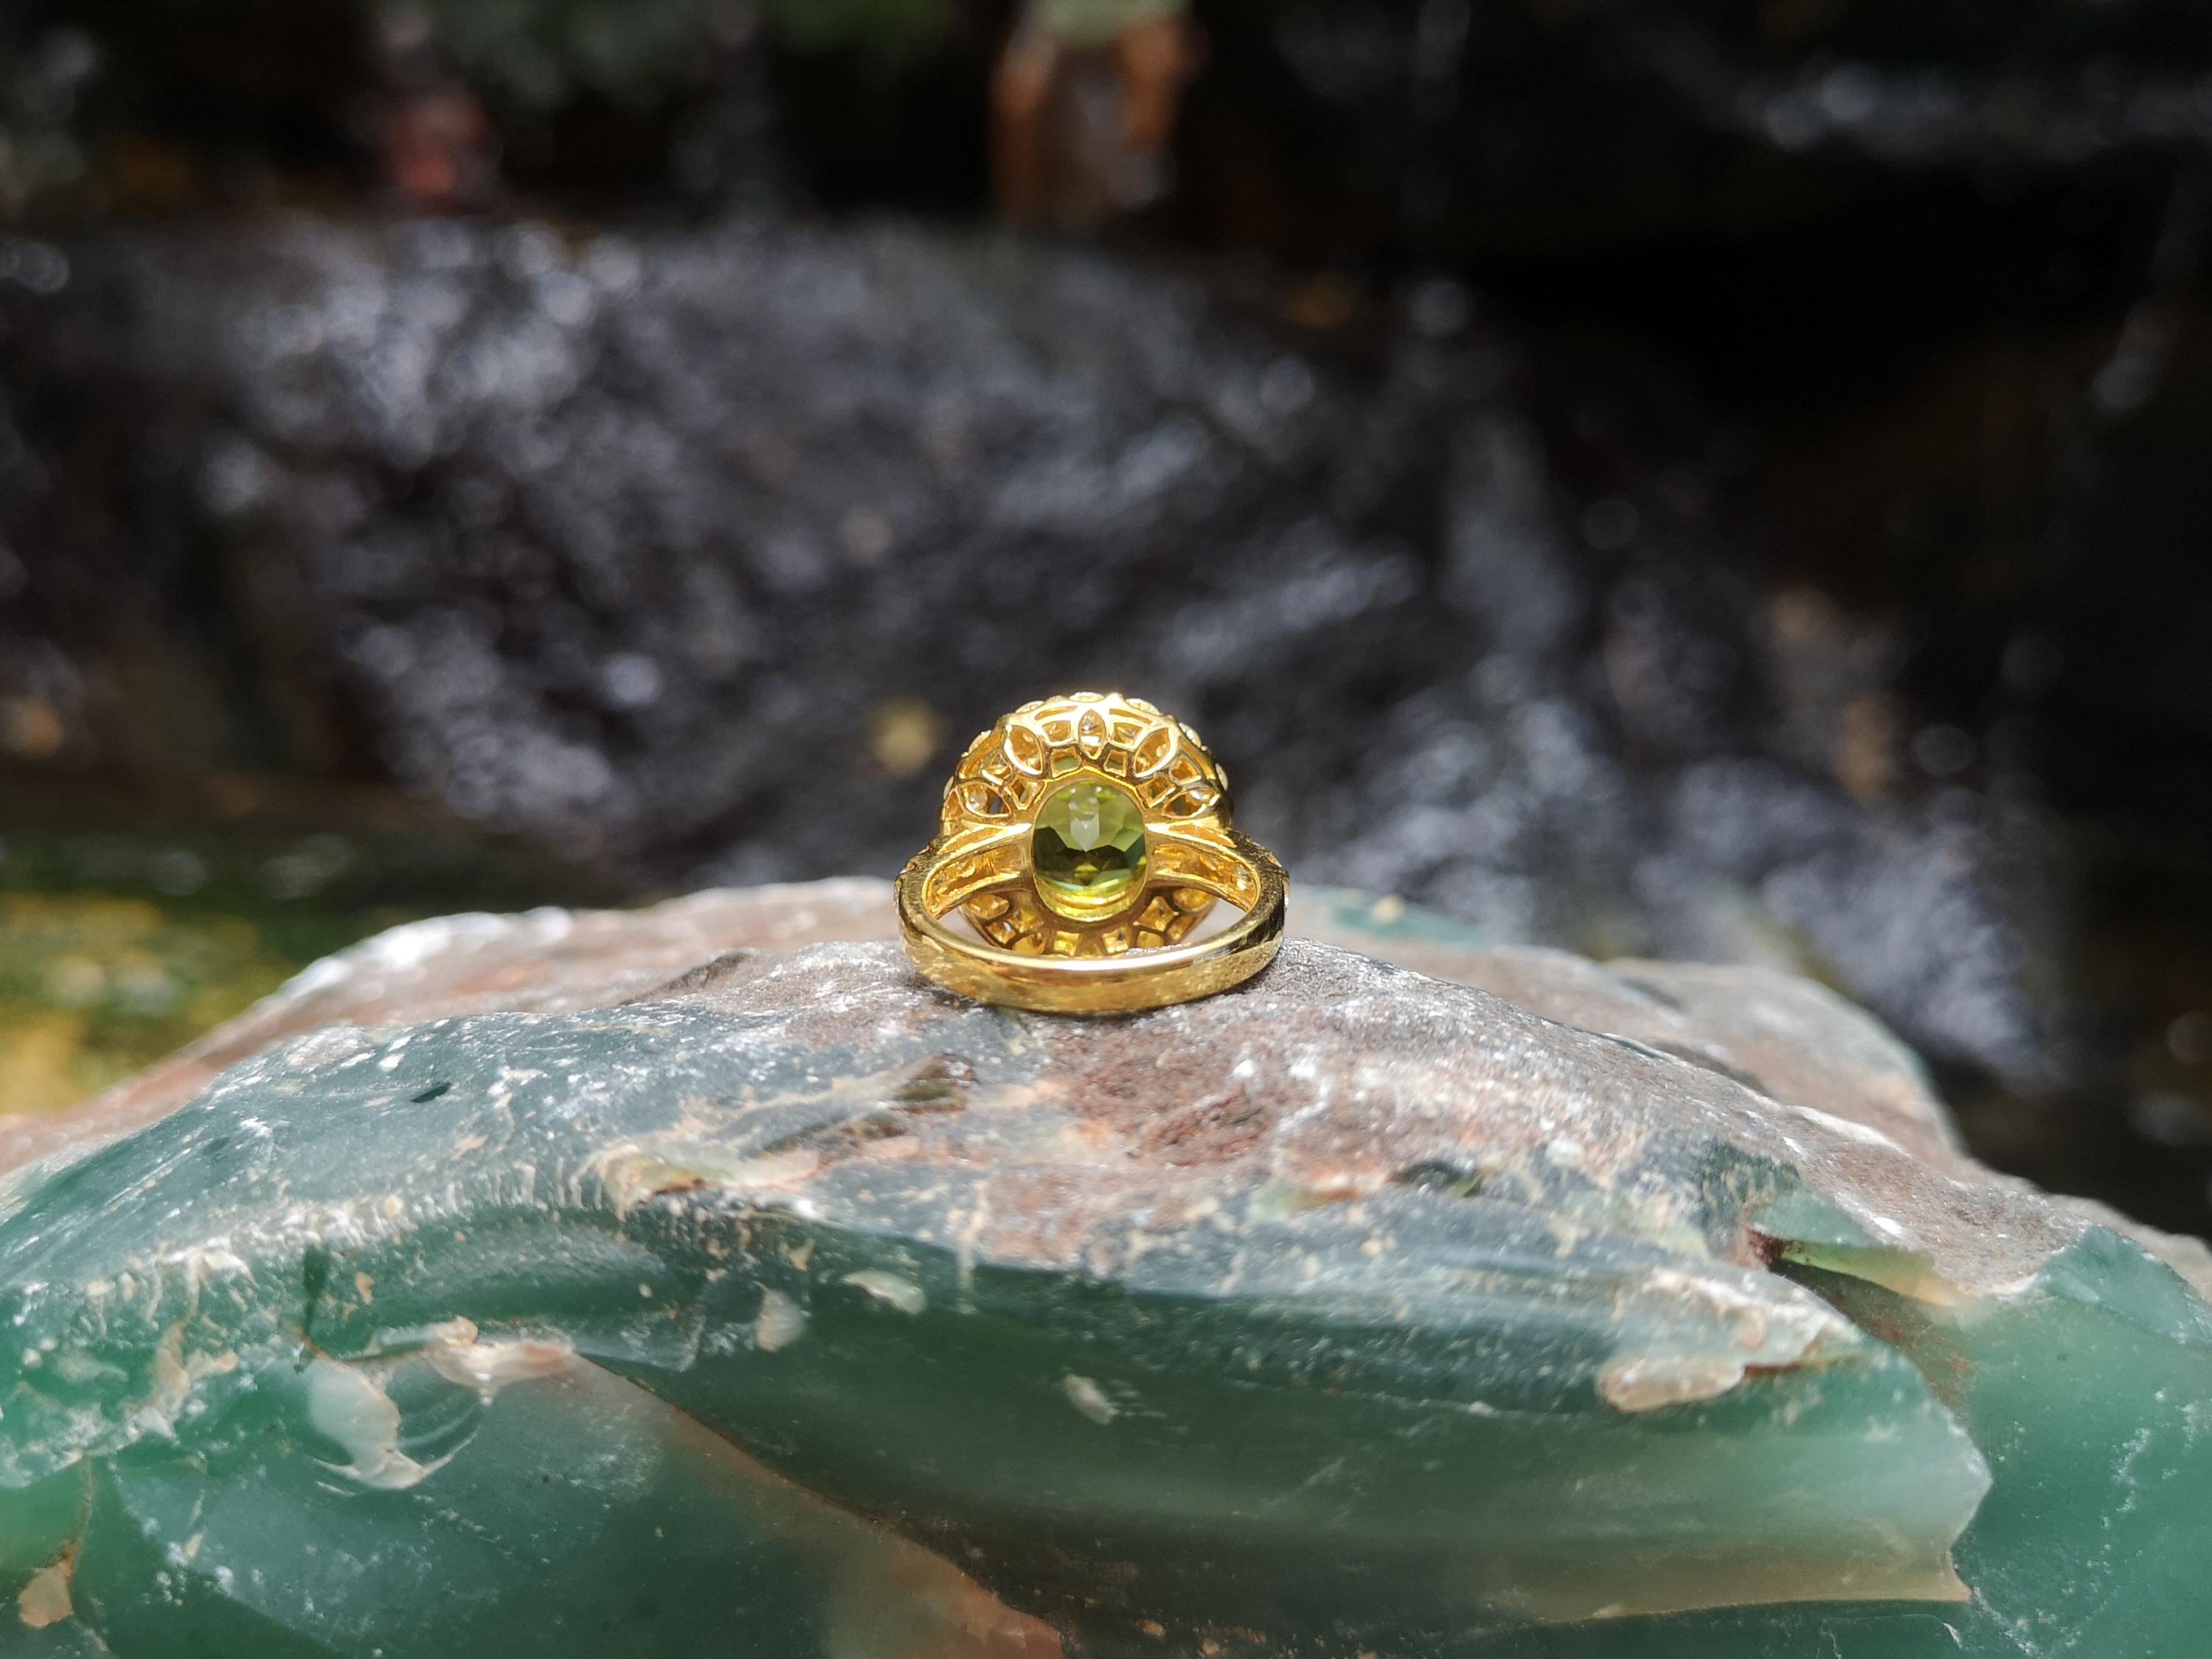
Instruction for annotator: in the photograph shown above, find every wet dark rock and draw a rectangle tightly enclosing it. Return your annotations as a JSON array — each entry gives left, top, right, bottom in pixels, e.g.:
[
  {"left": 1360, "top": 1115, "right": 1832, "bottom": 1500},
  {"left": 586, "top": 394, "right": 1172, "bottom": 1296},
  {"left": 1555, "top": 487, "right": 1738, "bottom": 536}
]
[
  {"left": 0, "top": 213, "right": 2064, "bottom": 1099},
  {"left": 1188, "top": 0, "right": 2212, "bottom": 264}
]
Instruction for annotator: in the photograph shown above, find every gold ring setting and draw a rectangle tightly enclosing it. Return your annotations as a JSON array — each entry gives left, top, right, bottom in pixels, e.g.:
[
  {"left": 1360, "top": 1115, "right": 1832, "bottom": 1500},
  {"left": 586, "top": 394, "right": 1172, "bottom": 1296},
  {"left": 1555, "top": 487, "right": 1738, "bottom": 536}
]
[{"left": 896, "top": 692, "right": 1287, "bottom": 1014}]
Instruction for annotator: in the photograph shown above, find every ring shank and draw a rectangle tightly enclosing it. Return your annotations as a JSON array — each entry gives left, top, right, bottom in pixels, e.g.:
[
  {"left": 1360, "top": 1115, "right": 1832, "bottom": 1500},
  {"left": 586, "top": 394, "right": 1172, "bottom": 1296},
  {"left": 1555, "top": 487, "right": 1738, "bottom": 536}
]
[{"left": 897, "top": 828, "right": 1286, "bottom": 1015}]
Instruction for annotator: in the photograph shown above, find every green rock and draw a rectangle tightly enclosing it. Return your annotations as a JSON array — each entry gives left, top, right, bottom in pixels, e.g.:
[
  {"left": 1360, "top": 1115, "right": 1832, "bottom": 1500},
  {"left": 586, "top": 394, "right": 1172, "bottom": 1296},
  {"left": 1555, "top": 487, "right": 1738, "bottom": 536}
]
[{"left": 0, "top": 881, "right": 2204, "bottom": 1656}]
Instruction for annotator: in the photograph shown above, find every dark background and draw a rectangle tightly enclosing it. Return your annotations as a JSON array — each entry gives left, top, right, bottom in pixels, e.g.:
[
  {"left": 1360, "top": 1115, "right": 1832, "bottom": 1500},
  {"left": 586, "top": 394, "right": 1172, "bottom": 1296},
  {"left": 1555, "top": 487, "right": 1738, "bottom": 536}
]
[{"left": 1, "top": 0, "right": 2209, "bottom": 1235}]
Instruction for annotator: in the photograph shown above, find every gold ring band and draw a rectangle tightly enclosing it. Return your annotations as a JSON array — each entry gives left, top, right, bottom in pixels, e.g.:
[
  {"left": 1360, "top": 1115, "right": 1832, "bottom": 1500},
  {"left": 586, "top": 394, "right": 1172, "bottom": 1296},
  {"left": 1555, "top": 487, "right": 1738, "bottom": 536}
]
[{"left": 896, "top": 693, "right": 1288, "bottom": 1015}]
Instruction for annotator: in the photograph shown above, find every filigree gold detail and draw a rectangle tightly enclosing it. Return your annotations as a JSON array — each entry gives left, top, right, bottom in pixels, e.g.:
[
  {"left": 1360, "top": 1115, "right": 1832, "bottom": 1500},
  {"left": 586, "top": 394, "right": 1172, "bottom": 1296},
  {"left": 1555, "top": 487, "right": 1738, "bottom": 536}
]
[
  {"left": 898, "top": 690, "right": 1287, "bottom": 1014},
  {"left": 933, "top": 692, "right": 1235, "bottom": 957}
]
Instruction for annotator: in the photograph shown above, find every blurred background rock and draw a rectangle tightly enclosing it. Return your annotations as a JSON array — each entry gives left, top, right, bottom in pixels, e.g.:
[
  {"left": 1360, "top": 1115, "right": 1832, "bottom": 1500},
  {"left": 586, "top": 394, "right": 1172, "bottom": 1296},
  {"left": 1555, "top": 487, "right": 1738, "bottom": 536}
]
[{"left": 1, "top": 0, "right": 2208, "bottom": 1232}]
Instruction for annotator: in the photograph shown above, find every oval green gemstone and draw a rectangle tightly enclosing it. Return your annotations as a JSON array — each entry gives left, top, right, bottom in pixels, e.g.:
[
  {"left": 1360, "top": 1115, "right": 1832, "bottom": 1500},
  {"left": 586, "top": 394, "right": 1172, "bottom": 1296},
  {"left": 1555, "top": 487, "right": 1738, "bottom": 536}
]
[{"left": 1033, "top": 781, "right": 1147, "bottom": 912}]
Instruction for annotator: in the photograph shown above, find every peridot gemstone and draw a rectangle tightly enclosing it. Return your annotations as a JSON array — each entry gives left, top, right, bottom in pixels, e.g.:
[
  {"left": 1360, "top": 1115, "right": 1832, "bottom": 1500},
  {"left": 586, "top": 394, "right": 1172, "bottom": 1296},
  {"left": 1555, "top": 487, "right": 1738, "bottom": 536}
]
[{"left": 1033, "top": 780, "right": 1145, "bottom": 912}]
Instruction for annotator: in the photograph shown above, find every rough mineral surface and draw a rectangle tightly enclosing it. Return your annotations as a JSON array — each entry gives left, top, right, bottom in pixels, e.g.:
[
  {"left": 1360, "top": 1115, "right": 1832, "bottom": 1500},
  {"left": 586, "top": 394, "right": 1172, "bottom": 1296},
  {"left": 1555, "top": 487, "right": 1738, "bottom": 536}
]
[{"left": 0, "top": 882, "right": 2205, "bottom": 1658}]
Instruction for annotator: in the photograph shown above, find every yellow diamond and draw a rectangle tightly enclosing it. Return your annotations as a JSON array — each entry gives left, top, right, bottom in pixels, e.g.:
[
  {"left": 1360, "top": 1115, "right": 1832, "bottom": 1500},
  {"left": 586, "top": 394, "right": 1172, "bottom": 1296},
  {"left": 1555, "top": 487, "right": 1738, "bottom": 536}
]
[{"left": 1033, "top": 781, "right": 1146, "bottom": 915}]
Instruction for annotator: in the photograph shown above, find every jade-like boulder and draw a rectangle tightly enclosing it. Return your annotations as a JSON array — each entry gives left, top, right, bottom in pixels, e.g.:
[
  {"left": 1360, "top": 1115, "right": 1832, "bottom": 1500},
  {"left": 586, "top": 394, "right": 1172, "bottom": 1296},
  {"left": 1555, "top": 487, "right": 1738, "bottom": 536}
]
[{"left": 0, "top": 881, "right": 2205, "bottom": 1657}]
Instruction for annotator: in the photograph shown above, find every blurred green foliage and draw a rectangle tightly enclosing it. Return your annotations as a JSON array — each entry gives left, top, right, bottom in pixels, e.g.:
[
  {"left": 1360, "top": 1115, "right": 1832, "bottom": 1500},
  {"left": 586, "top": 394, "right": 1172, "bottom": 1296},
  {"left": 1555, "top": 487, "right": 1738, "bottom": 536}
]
[
  {"left": 763, "top": 0, "right": 957, "bottom": 54},
  {"left": 0, "top": 794, "right": 615, "bottom": 1116},
  {"left": 0, "top": 16, "right": 97, "bottom": 215},
  {"left": 0, "top": 828, "right": 384, "bottom": 1115},
  {"left": 0, "top": 890, "right": 305, "bottom": 1113}
]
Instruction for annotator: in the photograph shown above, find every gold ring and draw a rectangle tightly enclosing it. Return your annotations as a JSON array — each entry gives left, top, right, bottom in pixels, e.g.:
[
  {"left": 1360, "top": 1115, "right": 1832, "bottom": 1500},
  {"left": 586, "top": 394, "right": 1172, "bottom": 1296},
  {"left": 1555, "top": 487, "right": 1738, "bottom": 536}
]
[{"left": 896, "top": 692, "right": 1287, "bottom": 1014}]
